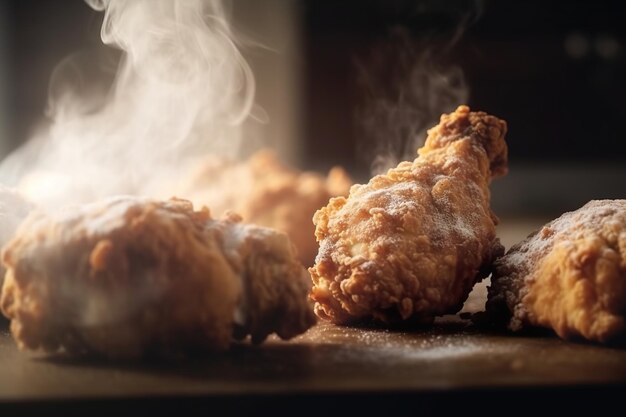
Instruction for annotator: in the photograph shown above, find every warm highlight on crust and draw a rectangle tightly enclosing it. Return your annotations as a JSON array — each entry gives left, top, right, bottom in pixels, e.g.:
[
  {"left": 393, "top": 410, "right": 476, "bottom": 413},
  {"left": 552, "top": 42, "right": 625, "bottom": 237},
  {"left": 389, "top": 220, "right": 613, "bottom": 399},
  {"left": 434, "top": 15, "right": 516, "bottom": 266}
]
[
  {"left": 488, "top": 200, "right": 626, "bottom": 344},
  {"left": 0, "top": 197, "right": 315, "bottom": 358},
  {"left": 309, "top": 105, "right": 508, "bottom": 325},
  {"left": 175, "top": 150, "right": 352, "bottom": 265}
]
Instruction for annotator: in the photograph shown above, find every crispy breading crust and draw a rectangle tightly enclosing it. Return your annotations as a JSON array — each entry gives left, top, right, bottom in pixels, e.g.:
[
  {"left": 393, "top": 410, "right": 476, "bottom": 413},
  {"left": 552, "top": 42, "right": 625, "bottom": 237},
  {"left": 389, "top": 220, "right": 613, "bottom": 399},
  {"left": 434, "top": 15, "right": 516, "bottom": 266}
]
[
  {"left": 488, "top": 200, "right": 626, "bottom": 343},
  {"left": 310, "top": 105, "right": 508, "bottom": 325},
  {"left": 0, "top": 197, "right": 315, "bottom": 358},
  {"left": 176, "top": 150, "right": 352, "bottom": 265},
  {"left": 0, "top": 186, "right": 34, "bottom": 327}
]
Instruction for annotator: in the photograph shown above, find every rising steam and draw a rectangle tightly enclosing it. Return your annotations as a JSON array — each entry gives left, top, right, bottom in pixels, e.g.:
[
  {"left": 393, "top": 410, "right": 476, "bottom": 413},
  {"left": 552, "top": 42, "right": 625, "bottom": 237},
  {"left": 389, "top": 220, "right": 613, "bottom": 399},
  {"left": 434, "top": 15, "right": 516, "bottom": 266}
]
[
  {"left": 0, "top": 0, "right": 255, "bottom": 209},
  {"left": 356, "top": 11, "right": 478, "bottom": 175}
]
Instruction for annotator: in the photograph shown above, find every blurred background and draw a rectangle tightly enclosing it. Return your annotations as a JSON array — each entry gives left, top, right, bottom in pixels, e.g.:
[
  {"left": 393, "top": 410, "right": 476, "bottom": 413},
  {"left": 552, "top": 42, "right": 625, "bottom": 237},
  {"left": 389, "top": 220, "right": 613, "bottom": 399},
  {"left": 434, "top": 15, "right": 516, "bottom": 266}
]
[{"left": 0, "top": 0, "right": 624, "bottom": 219}]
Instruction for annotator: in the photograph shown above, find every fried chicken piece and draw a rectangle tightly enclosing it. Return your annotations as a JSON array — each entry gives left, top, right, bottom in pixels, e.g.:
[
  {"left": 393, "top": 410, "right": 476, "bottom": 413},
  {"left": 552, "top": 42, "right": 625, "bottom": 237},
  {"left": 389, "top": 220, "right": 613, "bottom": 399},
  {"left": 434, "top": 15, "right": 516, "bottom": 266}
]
[
  {"left": 0, "top": 186, "right": 34, "bottom": 326},
  {"left": 310, "top": 105, "right": 508, "bottom": 325},
  {"left": 175, "top": 150, "right": 351, "bottom": 265},
  {"left": 0, "top": 196, "right": 315, "bottom": 358},
  {"left": 487, "top": 200, "right": 626, "bottom": 344}
]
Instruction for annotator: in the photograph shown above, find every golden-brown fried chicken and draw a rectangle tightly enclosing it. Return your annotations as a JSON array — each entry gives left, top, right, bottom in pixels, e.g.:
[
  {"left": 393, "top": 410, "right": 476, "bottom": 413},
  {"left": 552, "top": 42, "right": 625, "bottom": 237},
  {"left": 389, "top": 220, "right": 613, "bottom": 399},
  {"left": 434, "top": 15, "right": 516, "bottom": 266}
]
[
  {"left": 487, "top": 200, "right": 626, "bottom": 344},
  {"left": 310, "top": 105, "right": 508, "bottom": 325},
  {"left": 174, "top": 150, "right": 351, "bottom": 265},
  {"left": 0, "top": 185, "right": 34, "bottom": 327},
  {"left": 0, "top": 196, "right": 315, "bottom": 358}
]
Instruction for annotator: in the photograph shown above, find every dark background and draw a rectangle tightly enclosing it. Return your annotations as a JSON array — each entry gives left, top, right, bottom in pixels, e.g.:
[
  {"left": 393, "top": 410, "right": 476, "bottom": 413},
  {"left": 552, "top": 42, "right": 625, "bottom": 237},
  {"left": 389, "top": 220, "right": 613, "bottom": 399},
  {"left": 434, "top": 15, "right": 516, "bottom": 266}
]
[
  {"left": 1, "top": 0, "right": 625, "bottom": 216},
  {"left": 302, "top": 0, "right": 626, "bottom": 167}
]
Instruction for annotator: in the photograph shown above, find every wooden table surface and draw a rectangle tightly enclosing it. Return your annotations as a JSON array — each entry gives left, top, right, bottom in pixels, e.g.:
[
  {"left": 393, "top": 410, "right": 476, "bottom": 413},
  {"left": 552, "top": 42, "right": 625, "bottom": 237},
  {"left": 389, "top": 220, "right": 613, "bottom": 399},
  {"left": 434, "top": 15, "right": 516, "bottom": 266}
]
[{"left": 1, "top": 219, "right": 625, "bottom": 415}]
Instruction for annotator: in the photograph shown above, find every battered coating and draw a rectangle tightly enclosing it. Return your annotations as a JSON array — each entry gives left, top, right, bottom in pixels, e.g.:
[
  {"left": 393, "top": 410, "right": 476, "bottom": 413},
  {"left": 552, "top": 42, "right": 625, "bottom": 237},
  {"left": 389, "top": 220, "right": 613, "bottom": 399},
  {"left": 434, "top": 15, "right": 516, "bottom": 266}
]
[
  {"left": 310, "top": 106, "right": 508, "bottom": 325},
  {"left": 0, "top": 186, "right": 34, "bottom": 327},
  {"left": 0, "top": 197, "right": 315, "bottom": 358},
  {"left": 175, "top": 150, "right": 352, "bottom": 265},
  {"left": 488, "top": 200, "right": 626, "bottom": 344}
]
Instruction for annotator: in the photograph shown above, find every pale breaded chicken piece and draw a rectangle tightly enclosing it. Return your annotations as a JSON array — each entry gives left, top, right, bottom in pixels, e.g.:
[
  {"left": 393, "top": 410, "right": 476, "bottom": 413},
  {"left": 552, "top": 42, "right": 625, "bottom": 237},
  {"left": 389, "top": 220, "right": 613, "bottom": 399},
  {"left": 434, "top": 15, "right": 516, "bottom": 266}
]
[
  {"left": 176, "top": 150, "right": 351, "bottom": 265},
  {"left": 488, "top": 200, "right": 626, "bottom": 344},
  {"left": 310, "top": 105, "right": 508, "bottom": 325},
  {"left": 0, "top": 186, "right": 34, "bottom": 327},
  {"left": 0, "top": 197, "right": 315, "bottom": 358}
]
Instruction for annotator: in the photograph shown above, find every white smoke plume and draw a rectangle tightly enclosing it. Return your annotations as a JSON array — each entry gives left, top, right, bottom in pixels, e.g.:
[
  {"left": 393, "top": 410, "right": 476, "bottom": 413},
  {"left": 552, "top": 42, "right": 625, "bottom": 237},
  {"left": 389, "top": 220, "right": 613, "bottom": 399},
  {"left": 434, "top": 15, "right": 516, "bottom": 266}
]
[
  {"left": 355, "top": 3, "right": 482, "bottom": 175},
  {"left": 0, "top": 0, "right": 255, "bottom": 209}
]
